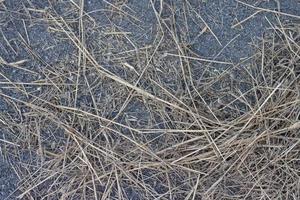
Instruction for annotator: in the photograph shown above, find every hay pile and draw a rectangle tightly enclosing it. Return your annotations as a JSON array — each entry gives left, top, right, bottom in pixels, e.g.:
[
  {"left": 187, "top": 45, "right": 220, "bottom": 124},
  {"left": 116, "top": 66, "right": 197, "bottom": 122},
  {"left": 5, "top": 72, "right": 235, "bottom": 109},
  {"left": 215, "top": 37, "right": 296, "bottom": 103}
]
[{"left": 0, "top": 1, "right": 299, "bottom": 199}]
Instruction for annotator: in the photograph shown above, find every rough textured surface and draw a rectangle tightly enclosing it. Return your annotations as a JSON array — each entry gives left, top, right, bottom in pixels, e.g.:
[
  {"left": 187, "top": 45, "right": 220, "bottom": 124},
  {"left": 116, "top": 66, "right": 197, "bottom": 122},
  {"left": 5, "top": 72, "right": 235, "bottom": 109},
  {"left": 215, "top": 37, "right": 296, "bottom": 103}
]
[
  {"left": 0, "top": 157, "right": 17, "bottom": 200},
  {"left": 0, "top": 0, "right": 299, "bottom": 199}
]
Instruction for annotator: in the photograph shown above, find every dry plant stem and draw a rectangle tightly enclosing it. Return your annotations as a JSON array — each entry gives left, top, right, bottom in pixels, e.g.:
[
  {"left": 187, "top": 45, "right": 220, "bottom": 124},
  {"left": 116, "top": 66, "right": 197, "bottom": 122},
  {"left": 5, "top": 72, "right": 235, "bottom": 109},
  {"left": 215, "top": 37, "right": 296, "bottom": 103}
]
[
  {"left": 49, "top": 15, "right": 224, "bottom": 126},
  {"left": 0, "top": 1, "right": 299, "bottom": 199},
  {"left": 237, "top": 0, "right": 300, "bottom": 20}
]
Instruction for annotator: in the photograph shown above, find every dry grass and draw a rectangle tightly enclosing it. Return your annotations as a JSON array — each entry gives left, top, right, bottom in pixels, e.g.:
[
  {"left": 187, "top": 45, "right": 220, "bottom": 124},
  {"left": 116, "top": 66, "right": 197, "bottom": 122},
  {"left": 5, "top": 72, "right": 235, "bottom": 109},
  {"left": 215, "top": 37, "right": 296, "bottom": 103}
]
[{"left": 0, "top": 0, "right": 299, "bottom": 199}]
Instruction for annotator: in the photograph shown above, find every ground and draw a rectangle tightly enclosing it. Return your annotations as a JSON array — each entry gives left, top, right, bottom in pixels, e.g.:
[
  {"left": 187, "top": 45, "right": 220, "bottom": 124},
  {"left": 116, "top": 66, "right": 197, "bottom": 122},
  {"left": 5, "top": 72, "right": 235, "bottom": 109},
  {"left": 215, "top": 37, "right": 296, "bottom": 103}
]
[{"left": 0, "top": 0, "right": 299, "bottom": 199}]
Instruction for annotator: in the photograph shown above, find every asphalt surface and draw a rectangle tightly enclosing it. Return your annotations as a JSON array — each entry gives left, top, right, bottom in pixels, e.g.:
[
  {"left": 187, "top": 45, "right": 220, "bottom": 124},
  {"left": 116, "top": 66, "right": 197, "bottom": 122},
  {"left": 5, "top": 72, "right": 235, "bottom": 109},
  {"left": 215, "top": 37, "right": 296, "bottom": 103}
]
[{"left": 0, "top": 0, "right": 299, "bottom": 199}]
